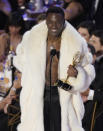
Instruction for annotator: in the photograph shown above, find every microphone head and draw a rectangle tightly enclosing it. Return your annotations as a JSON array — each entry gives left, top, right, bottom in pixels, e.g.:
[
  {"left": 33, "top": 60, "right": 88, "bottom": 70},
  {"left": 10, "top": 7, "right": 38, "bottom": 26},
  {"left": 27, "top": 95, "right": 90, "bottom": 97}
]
[
  {"left": 50, "top": 46, "right": 57, "bottom": 56},
  {"left": 50, "top": 46, "right": 54, "bottom": 50}
]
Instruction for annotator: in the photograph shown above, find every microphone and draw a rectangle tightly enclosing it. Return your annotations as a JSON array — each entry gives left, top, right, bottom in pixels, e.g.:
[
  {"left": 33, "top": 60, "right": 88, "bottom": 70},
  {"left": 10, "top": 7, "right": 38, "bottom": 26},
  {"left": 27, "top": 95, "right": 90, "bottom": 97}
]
[{"left": 50, "top": 46, "right": 57, "bottom": 56}]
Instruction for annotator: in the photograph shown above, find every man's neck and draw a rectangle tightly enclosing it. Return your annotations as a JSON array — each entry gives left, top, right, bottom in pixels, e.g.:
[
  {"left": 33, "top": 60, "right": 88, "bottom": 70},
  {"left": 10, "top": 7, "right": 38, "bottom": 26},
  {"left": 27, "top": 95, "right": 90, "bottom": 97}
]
[{"left": 47, "top": 33, "right": 61, "bottom": 42}]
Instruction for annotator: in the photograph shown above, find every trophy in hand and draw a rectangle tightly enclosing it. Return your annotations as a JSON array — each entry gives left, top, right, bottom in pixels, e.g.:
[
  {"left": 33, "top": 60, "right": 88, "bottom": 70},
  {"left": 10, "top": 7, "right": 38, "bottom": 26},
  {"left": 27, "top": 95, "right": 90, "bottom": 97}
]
[{"left": 56, "top": 51, "right": 84, "bottom": 91}]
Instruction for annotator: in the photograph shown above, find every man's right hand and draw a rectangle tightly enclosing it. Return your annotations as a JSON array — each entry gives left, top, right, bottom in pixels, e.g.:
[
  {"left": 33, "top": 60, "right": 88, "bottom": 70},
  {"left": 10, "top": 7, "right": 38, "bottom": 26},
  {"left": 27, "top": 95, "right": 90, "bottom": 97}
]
[{"left": 67, "top": 65, "right": 78, "bottom": 77}]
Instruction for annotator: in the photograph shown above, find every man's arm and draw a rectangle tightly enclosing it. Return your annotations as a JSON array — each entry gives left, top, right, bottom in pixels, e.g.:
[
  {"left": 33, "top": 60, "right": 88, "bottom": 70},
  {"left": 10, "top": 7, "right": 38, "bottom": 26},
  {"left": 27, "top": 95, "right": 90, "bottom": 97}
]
[{"left": 67, "top": 42, "right": 95, "bottom": 92}]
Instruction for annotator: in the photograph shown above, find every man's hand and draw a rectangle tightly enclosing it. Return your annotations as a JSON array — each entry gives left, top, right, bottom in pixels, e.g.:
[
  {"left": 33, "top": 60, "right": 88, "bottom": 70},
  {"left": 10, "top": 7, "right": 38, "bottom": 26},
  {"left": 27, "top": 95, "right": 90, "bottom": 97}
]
[
  {"left": 81, "top": 88, "right": 90, "bottom": 103},
  {"left": 81, "top": 95, "right": 88, "bottom": 103},
  {"left": 67, "top": 65, "right": 78, "bottom": 77},
  {"left": 81, "top": 88, "right": 90, "bottom": 96}
]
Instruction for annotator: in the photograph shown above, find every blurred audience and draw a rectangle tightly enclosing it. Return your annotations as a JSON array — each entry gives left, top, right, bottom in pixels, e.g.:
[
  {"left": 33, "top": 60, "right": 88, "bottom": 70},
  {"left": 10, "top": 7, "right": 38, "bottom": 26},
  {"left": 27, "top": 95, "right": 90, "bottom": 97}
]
[
  {"left": 0, "top": 12, "right": 23, "bottom": 131},
  {"left": 16, "top": 0, "right": 37, "bottom": 30},
  {"left": 63, "top": 0, "right": 93, "bottom": 27},
  {"left": 0, "top": 32, "right": 22, "bottom": 131},
  {"left": 0, "top": 0, "right": 11, "bottom": 16},
  {"left": 82, "top": 30, "right": 103, "bottom": 131},
  {"left": 0, "top": 33, "right": 12, "bottom": 131}
]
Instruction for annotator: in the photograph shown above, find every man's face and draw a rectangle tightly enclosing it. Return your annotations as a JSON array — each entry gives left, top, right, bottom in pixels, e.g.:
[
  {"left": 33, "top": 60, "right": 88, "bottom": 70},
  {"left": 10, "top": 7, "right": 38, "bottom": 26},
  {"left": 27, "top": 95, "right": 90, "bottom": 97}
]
[
  {"left": 78, "top": 27, "right": 90, "bottom": 42},
  {"left": 89, "top": 35, "right": 102, "bottom": 52},
  {"left": 46, "top": 13, "right": 65, "bottom": 37}
]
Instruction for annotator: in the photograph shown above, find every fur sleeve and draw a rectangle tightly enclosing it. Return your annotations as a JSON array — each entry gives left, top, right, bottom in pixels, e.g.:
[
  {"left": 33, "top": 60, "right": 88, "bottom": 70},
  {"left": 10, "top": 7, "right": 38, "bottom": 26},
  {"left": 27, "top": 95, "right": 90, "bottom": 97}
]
[
  {"left": 13, "top": 31, "right": 30, "bottom": 72},
  {"left": 68, "top": 42, "right": 95, "bottom": 92}
]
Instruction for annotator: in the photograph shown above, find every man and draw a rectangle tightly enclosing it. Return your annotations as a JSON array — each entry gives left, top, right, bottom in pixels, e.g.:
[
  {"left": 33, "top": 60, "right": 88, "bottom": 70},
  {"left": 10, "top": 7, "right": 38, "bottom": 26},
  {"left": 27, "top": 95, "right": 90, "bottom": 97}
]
[
  {"left": 77, "top": 20, "right": 95, "bottom": 43},
  {"left": 89, "top": 30, "right": 103, "bottom": 53},
  {"left": 14, "top": 6, "right": 95, "bottom": 131}
]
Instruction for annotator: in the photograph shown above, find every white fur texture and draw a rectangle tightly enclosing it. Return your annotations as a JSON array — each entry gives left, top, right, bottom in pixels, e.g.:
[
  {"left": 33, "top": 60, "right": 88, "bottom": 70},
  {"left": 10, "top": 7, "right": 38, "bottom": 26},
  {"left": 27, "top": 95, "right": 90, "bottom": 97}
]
[{"left": 14, "top": 21, "right": 95, "bottom": 131}]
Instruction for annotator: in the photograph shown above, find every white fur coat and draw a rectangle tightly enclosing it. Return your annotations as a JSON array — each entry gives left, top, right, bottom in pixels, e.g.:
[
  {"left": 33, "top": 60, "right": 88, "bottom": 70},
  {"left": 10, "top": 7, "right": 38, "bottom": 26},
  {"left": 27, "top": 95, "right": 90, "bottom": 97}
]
[{"left": 14, "top": 21, "right": 95, "bottom": 131}]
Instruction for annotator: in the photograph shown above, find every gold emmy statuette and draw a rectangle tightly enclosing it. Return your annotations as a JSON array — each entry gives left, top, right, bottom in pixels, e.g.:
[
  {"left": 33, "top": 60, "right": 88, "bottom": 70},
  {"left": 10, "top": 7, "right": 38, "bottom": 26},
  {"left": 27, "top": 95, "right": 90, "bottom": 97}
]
[
  {"left": 56, "top": 52, "right": 84, "bottom": 90},
  {"left": 64, "top": 51, "right": 84, "bottom": 84}
]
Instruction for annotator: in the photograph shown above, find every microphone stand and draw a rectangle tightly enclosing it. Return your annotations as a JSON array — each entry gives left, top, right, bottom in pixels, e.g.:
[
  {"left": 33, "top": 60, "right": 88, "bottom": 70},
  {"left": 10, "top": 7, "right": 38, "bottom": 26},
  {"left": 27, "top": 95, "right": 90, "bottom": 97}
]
[{"left": 49, "top": 49, "right": 56, "bottom": 131}]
